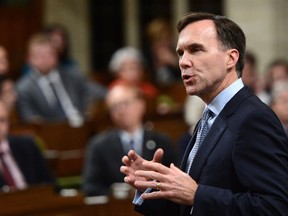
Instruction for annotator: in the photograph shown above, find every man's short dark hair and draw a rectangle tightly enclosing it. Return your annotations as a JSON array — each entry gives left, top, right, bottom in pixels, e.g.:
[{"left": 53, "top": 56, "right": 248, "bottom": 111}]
[{"left": 177, "top": 12, "right": 246, "bottom": 77}]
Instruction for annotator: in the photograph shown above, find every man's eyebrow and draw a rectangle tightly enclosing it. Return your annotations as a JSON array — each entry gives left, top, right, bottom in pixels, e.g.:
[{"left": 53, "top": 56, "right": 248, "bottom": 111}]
[
  {"left": 176, "top": 43, "right": 205, "bottom": 53},
  {"left": 187, "top": 43, "right": 205, "bottom": 50}
]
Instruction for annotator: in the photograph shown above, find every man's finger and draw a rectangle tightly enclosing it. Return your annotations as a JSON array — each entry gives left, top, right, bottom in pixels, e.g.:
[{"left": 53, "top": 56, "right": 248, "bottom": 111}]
[{"left": 152, "top": 148, "right": 164, "bottom": 163}]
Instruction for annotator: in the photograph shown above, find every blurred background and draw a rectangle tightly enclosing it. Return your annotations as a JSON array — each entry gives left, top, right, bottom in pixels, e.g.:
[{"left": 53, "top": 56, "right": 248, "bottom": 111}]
[
  {"left": 0, "top": 1, "right": 288, "bottom": 215},
  {"left": 1, "top": 0, "right": 287, "bottom": 79}
]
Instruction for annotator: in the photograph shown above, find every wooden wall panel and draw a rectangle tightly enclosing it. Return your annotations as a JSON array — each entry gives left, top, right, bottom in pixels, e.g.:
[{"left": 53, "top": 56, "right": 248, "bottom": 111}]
[{"left": 0, "top": 0, "right": 43, "bottom": 79}]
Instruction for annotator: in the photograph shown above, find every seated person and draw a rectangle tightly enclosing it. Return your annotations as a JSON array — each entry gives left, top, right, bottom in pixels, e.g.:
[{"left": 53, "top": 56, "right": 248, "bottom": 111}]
[
  {"left": 22, "top": 23, "right": 79, "bottom": 76},
  {"left": 265, "top": 59, "right": 288, "bottom": 95},
  {"left": 108, "top": 46, "right": 158, "bottom": 99},
  {"left": 0, "top": 75, "right": 18, "bottom": 124},
  {"left": 0, "top": 45, "right": 9, "bottom": 76},
  {"left": 270, "top": 81, "right": 288, "bottom": 136},
  {"left": 43, "top": 23, "right": 79, "bottom": 69},
  {"left": 0, "top": 46, "right": 17, "bottom": 114},
  {"left": 16, "top": 33, "right": 107, "bottom": 127},
  {"left": 0, "top": 100, "right": 54, "bottom": 192},
  {"left": 144, "top": 18, "right": 181, "bottom": 85},
  {"left": 82, "top": 84, "right": 176, "bottom": 196}
]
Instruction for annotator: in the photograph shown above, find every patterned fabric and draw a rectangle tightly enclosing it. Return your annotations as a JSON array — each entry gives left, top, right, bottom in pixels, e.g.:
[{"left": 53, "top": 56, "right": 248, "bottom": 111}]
[
  {"left": 129, "top": 139, "right": 135, "bottom": 150},
  {"left": 186, "top": 108, "right": 212, "bottom": 173}
]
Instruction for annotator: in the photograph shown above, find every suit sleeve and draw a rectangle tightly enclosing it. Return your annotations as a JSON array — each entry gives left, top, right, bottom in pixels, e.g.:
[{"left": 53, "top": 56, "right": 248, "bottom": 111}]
[
  {"left": 82, "top": 135, "right": 110, "bottom": 196},
  {"left": 15, "top": 80, "right": 43, "bottom": 122},
  {"left": 194, "top": 109, "right": 288, "bottom": 216}
]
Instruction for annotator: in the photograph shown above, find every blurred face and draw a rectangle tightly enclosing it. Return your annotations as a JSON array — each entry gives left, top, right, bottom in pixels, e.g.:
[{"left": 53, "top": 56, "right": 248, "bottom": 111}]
[
  {"left": 269, "top": 65, "right": 288, "bottom": 85},
  {"left": 0, "top": 47, "right": 9, "bottom": 75},
  {"left": 118, "top": 59, "right": 143, "bottom": 84},
  {"left": 0, "top": 102, "right": 9, "bottom": 141},
  {"left": 50, "top": 31, "right": 66, "bottom": 56},
  {"left": 176, "top": 20, "right": 239, "bottom": 103},
  {"left": 28, "top": 43, "right": 58, "bottom": 74},
  {"left": 106, "top": 85, "right": 145, "bottom": 132},
  {"left": 272, "top": 91, "right": 288, "bottom": 124},
  {"left": 0, "top": 80, "right": 17, "bottom": 111},
  {"left": 242, "top": 61, "right": 256, "bottom": 88}
]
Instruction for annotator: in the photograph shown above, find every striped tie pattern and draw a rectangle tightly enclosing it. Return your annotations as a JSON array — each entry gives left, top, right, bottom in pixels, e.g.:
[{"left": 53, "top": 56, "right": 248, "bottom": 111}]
[
  {"left": 186, "top": 108, "right": 212, "bottom": 173},
  {"left": 129, "top": 139, "right": 135, "bottom": 150}
]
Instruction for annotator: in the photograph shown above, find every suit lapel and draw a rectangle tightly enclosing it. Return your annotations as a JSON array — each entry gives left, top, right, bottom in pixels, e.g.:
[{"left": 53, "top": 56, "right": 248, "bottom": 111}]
[
  {"left": 189, "top": 117, "right": 227, "bottom": 180},
  {"left": 184, "top": 86, "right": 253, "bottom": 180},
  {"left": 180, "top": 123, "right": 199, "bottom": 170}
]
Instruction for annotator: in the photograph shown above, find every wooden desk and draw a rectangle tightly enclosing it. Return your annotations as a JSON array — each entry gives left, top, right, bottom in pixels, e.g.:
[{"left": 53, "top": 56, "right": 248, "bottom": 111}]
[
  {"left": 10, "top": 122, "right": 93, "bottom": 178},
  {"left": 0, "top": 186, "right": 141, "bottom": 216}
]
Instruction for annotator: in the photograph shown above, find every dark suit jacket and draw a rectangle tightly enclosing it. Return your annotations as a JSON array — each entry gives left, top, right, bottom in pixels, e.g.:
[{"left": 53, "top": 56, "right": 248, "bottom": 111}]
[
  {"left": 82, "top": 129, "right": 177, "bottom": 196},
  {"left": 135, "top": 86, "right": 288, "bottom": 216},
  {"left": 0, "top": 135, "right": 54, "bottom": 188},
  {"left": 15, "top": 65, "right": 107, "bottom": 123}
]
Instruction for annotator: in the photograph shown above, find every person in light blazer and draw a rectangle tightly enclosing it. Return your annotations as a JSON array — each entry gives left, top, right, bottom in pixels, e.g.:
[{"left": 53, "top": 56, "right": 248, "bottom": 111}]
[
  {"left": 120, "top": 12, "right": 288, "bottom": 216},
  {"left": 82, "top": 83, "right": 176, "bottom": 196}
]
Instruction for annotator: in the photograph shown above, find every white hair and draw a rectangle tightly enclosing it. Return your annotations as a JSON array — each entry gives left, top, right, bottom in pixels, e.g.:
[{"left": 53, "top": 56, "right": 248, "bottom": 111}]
[{"left": 108, "top": 46, "right": 145, "bottom": 73}]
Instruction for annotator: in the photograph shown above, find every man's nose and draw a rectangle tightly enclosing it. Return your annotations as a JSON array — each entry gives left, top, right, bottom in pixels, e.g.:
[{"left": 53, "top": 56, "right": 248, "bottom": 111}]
[{"left": 179, "top": 53, "right": 191, "bottom": 69}]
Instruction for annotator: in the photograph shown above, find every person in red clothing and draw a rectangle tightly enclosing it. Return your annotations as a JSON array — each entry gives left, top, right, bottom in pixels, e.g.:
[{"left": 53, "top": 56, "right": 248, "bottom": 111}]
[{"left": 108, "top": 46, "right": 158, "bottom": 99}]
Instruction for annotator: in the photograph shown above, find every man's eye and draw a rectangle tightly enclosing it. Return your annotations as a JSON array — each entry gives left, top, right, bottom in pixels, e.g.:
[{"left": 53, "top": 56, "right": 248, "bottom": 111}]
[
  {"left": 176, "top": 52, "right": 183, "bottom": 58},
  {"left": 192, "top": 47, "right": 202, "bottom": 53}
]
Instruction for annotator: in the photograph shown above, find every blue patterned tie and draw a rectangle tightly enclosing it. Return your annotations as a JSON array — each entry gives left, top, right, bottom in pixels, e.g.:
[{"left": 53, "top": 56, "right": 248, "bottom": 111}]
[
  {"left": 186, "top": 108, "right": 212, "bottom": 173},
  {"left": 129, "top": 139, "right": 135, "bottom": 150}
]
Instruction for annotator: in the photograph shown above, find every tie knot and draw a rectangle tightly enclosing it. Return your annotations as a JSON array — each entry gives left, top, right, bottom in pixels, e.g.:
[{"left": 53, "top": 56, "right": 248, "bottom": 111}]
[{"left": 202, "top": 108, "right": 212, "bottom": 121}]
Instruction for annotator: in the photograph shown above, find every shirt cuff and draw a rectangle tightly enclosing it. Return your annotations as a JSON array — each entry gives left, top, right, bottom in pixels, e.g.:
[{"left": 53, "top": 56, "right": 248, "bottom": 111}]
[{"left": 132, "top": 187, "right": 152, "bottom": 205}]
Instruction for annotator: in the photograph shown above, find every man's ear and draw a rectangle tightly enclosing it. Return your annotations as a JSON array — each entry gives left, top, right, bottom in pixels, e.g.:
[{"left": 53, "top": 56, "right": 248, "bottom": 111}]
[{"left": 227, "top": 49, "right": 239, "bottom": 70}]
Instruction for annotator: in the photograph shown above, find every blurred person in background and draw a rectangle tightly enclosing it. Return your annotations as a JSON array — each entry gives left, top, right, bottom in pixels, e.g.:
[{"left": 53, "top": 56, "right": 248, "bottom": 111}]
[
  {"left": 242, "top": 51, "right": 270, "bottom": 104},
  {"left": 0, "top": 100, "right": 54, "bottom": 192},
  {"left": 0, "top": 46, "right": 9, "bottom": 76},
  {"left": 0, "top": 46, "right": 19, "bottom": 123},
  {"left": 43, "top": 23, "right": 79, "bottom": 69},
  {"left": 16, "top": 33, "right": 106, "bottom": 127},
  {"left": 108, "top": 46, "right": 158, "bottom": 99},
  {"left": 265, "top": 59, "right": 288, "bottom": 95},
  {"left": 22, "top": 23, "right": 79, "bottom": 75},
  {"left": 270, "top": 81, "right": 288, "bottom": 136},
  {"left": 242, "top": 51, "right": 257, "bottom": 91},
  {"left": 0, "top": 75, "right": 17, "bottom": 123},
  {"left": 145, "top": 18, "right": 181, "bottom": 85},
  {"left": 82, "top": 84, "right": 176, "bottom": 196}
]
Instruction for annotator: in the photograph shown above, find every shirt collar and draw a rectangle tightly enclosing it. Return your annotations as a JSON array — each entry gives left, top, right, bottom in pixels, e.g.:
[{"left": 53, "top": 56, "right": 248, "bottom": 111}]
[
  {"left": 208, "top": 78, "right": 244, "bottom": 116},
  {"left": 119, "top": 127, "right": 144, "bottom": 144}
]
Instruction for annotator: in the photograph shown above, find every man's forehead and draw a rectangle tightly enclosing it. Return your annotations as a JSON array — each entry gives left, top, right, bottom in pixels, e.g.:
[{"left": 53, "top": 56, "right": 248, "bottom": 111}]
[
  {"left": 177, "top": 20, "right": 217, "bottom": 47},
  {"left": 180, "top": 20, "right": 216, "bottom": 37}
]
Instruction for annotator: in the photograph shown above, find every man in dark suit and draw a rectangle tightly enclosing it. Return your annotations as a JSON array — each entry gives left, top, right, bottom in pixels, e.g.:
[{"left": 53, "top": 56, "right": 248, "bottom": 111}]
[
  {"left": 16, "top": 33, "right": 107, "bottom": 127},
  {"left": 82, "top": 84, "right": 176, "bottom": 196},
  {"left": 0, "top": 100, "right": 54, "bottom": 191},
  {"left": 120, "top": 12, "right": 288, "bottom": 215}
]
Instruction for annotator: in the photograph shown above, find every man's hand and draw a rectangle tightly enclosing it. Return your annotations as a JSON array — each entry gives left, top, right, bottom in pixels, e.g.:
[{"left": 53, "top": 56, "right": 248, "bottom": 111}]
[
  {"left": 120, "top": 148, "right": 164, "bottom": 189},
  {"left": 134, "top": 162, "right": 198, "bottom": 205}
]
